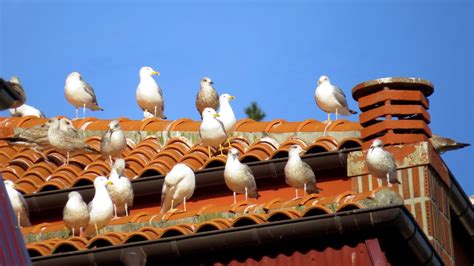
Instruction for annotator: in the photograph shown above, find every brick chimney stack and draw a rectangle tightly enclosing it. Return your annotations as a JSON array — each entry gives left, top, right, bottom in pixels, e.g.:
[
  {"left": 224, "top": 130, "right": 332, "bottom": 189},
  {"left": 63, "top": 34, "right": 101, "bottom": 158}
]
[{"left": 351, "top": 77, "right": 434, "bottom": 150}]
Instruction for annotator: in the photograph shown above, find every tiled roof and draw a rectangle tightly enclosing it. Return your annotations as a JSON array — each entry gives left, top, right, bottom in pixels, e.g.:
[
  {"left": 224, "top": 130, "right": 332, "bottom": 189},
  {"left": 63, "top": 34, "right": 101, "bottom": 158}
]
[
  {"left": 0, "top": 116, "right": 362, "bottom": 195},
  {"left": 23, "top": 186, "right": 399, "bottom": 258}
]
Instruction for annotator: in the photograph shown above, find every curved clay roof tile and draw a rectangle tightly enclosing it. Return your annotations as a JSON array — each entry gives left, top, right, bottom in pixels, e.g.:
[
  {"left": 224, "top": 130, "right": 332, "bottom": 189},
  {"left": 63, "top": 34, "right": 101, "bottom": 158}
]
[
  {"left": 302, "top": 205, "right": 333, "bottom": 217},
  {"left": 231, "top": 214, "right": 266, "bottom": 227},
  {"left": 51, "top": 237, "right": 88, "bottom": 254}
]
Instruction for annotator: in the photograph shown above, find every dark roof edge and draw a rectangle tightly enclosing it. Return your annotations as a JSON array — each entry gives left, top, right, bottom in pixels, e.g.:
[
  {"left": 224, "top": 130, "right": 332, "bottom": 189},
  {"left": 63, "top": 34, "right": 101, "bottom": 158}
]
[
  {"left": 25, "top": 148, "right": 357, "bottom": 217},
  {"left": 30, "top": 205, "right": 442, "bottom": 265},
  {"left": 447, "top": 169, "right": 474, "bottom": 239}
]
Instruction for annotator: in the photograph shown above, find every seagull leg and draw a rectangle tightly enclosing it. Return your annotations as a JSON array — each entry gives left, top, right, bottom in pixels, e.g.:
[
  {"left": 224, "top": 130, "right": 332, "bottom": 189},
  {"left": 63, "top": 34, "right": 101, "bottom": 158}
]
[
  {"left": 154, "top": 106, "right": 157, "bottom": 117},
  {"left": 125, "top": 203, "right": 129, "bottom": 217},
  {"left": 95, "top": 223, "right": 99, "bottom": 236},
  {"left": 79, "top": 227, "right": 83, "bottom": 238},
  {"left": 109, "top": 156, "right": 113, "bottom": 167},
  {"left": 304, "top": 183, "right": 307, "bottom": 196},
  {"left": 17, "top": 212, "right": 21, "bottom": 228},
  {"left": 83, "top": 104, "right": 86, "bottom": 119},
  {"left": 219, "top": 144, "right": 224, "bottom": 156},
  {"left": 75, "top": 108, "right": 79, "bottom": 120},
  {"left": 66, "top": 152, "right": 70, "bottom": 165},
  {"left": 245, "top": 187, "right": 248, "bottom": 201},
  {"left": 327, "top": 113, "right": 331, "bottom": 123},
  {"left": 208, "top": 146, "right": 212, "bottom": 158},
  {"left": 227, "top": 138, "right": 232, "bottom": 148},
  {"left": 294, "top": 188, "right": 299, "bottom": 199},
  {"left": 233, "top": 192, "right": 237, "bottom": 205},
  {"left": 114, "top": 204, "right": 118, "bottom": 219},
  {"left": 335, "top": 109, "right": 339, "bottom": 121},
  {"left": 183, "top": 197, "right": 187, "bottom": 212}
]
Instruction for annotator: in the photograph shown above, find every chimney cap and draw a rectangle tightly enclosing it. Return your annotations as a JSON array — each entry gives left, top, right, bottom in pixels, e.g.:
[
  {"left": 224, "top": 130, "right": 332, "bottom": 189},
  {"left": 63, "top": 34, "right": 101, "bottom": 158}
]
[{"left": 352, "top": 77, "right": 434, "bottom": 101}]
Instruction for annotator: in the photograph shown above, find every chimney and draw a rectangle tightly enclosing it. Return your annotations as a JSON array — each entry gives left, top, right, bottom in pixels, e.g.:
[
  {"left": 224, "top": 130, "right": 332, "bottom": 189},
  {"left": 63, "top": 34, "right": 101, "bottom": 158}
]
[{"left": 351, "top": 77, "right": 434, "bottom": 149}]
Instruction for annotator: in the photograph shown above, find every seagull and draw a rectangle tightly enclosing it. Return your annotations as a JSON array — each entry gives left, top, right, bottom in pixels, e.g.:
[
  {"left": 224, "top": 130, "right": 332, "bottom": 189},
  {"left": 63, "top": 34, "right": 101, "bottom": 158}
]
[
  {"left": 136, "top": 66, "right": 166, "bottom": 119},
  {"left": 366, "top": 139, "right": 400, "bottom": 184},
  {"left": 314, "top": 75, "right": 357, "bottom": 122},
  {"left": 64, "top": 72, "right": 103, "bottom": 119},
  {"left": 217, "top": 93, "right": 236, "bottom": 147},
  {"left": 101, "top": 120, "right": 127, "bottom": 164},
  {"left": 199, "top": 108, "right": 227, "bottom": 157},
  {"left": 8, "top": 76, "right": 27, "bottom": 109},
  {"left": 63, "top": 191, "right": 90, "bottom": 237},
  {"left": 430, "top": 134, "right": 470, "bottom": 154},
  {"left": 284, "top": 145, "right": 319, "bottom": 199},
  {"left": 47, "top": 117, "right": 99, "bottom": 164},
  {"left": 83, "top": 176, "right": 114, "bottom": 237},
  {"left": 9, "top": 103, "right": 45, "bottom": 118},
  {"left": 196, "top": 77, "right": 219, "bottom": 119},
  {"left": 4, "top": 180, "right": 31, "bottom": 228},
  {"left": 160, "top": 163, "right": 195, "bottom": 213},
  {"left": 224, "top": 148, "right": 259, "bottom": 204},
  {"left": 0, "top": 118, "right": 55, "bottom": 152},
  {"left": 107, "top": 159, "right": 134, "bottom": 218}
]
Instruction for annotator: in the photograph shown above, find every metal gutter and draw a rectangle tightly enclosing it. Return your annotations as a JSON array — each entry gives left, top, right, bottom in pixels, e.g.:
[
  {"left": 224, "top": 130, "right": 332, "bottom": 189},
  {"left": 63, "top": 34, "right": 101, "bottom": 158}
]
[
  {"left": 24, "top": 148, "right": 356, "bottom": 219},
  {"left": 447, "top": 170, "right": 474, "bottom": 240},
  {"left": 31, "top": 205, "right": 442, "bottom": 266}
]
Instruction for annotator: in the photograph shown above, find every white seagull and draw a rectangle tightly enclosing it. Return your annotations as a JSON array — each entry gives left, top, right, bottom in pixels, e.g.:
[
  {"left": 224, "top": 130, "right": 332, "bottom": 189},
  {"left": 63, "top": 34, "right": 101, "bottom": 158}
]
[
  {"left": 136, "top": 66, "right": 166, "bottom": 119},
  {"left": 63, "top": 191, "right": 90, "bottom": 237},
  {"left": 224, "top": 148, "right": 259, "bottom": 204},
  {"left": 4, "top": 180, "right": 31, "bottom": 227},
  {"left": 9, "top": 104, "right": 45, "bottom": 118},
  {"left": 284, "top": 145, "right": 319, "bottom": 199},
  {"left": 314, "top": 75, "right": 357, "bottom": 122},
  {"left": 199, "top": 107, "right": 227, "bottom": 157},
  {"left": 64, "top": 72, "right": 103, "bottom": 119},
  {"left": 83, "top": 176, "right": 114, "bottom": 237},
  {"left": 101, "top": 120, "right": 127, "bottom": 164},
  {"left": 160, "top": 163, "right": 196, "bottom": 213},
  {"left": 366, "top": 139, "right": 400, "bottom": 184},
  {"left": 217, "top": 93, "right": 236, "bottom": 147},
  {"left": 107, "top": 159, "right": 134, "bottom": 218}
]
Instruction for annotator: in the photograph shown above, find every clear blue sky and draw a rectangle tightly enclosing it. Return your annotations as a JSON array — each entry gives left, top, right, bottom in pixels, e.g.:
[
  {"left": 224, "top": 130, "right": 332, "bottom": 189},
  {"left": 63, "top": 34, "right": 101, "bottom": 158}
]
[{"left": 0, "top": 0, "right": 472, "bottom": 195}]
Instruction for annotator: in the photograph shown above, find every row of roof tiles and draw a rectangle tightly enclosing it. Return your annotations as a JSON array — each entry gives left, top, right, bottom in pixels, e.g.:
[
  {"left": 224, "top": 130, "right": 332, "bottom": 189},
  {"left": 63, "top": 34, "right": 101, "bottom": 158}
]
[
  {"left": 0, "top": 134, "right": 363, "bottom": 195},
  {"left": 24, "top": 187, "right": 396, "bottom": 257},
  {"left": 0, "top": 117, "right": 361, "bottom": 136}
]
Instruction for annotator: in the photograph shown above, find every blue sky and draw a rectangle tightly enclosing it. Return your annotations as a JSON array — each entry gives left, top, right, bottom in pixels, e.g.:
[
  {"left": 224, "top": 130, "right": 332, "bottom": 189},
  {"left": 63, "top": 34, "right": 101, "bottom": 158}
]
[{"left": 0, "top": 0, "right": 472, "bottom": 194}]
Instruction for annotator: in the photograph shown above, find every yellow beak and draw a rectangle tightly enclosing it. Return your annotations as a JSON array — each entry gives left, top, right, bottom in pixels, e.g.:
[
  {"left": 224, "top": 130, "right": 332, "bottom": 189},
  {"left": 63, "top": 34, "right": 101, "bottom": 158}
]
[
  {"left": 229, "top": 95, "right": 235, "bottom": 100},
  {"left": 107, "top": 181, "right": 113, "bottom": 185},
  {"left": 213, "top": 113, "right": 220, "bottom": 118},
  {"left": 152, "top": 71, "right": 160, "bottom": 76}
]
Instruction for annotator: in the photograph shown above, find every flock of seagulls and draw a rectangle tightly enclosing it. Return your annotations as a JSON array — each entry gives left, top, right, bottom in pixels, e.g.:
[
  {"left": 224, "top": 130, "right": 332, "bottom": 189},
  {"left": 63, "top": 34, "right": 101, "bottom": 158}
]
[{"left": 1, "top": 68, "right": 469, "bottom": 238}]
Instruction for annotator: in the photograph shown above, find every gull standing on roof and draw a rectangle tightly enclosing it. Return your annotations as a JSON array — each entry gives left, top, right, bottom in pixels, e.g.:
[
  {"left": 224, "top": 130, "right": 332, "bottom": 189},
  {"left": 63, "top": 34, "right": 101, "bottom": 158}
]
[
  {"left": 284, "top": 145, "right": 319, "bottom": 199},
  {"left": 196, "top": 77, "right": 219, "bottom": 119},
  {"left": 8, "top": 76, "right": 26, "bottom": 109},
  {"left": 224, "top": 148, "right": 259, "bottom": 204},
  {"left": 101, "top": 120, "right": 127, "bottom": 164},
  {"left": 314, "top": 75, "right": 357, "bottom": 122},
  {"left": 64, "top": 72, "right": 103, "bottom": 119},
  {"left": 136, "top": 66, "right": 166, "bottom": 119},
  {"left": 48, "top": 118, "right": 99, "bottom": 164},
  {"left": 4, "top": 180, "right": 31, "bottom": 228},
  {"left": 217, "top": 93, "right": 237, "bottom": 148},
  {"left": 366, "top": 139, "right": 400, "bottom": 184},
  {"left": 83, "top": 176, "right": 114, "bottom": 237},
  {"left": 0, "top": 118, "right": 55, "bottom": 152},
  {"left": 107, "top": 159, "right": 134, "bottom": 218},
  {"left": 9, "top": 103, "right": 45, "bottom": 118},
  {"left": 63, "top": 191, "right": 90, "bottom": 237},
  {"left": 199, "top": 108, "right": 227, "bottom": 157},
  {"left": 160, "top": 163, "right": 195, "bottom": 213}
]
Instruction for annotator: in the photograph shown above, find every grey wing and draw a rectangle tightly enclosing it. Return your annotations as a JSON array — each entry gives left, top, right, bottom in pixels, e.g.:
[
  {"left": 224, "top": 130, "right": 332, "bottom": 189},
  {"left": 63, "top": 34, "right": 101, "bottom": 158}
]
[
  {"left": 302, "top": 161, "right": 316, "bottom": 182},
  {"left": 243, "top": 164, "right": 255, "bottom": 183},
  {"left": 83, "top": 80, "right": 98, "bottom": 104},
  {"left": 216, "top": 119, "right": 227, "bottom": 138},
  {"left": 19, "top": 194, "right": 29, "bottom": 214},
  {"left": 88, "top": 201, "right": 93, "bottom": 213},
  {"left": 101, "top": 130, "right": 112, "bottom": 150},
  {"left": 159, "top": 87, "right": 165, "bottom": 114},
  {"left": 332, "top": 86, "right": 349, "bottom": 108}
]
